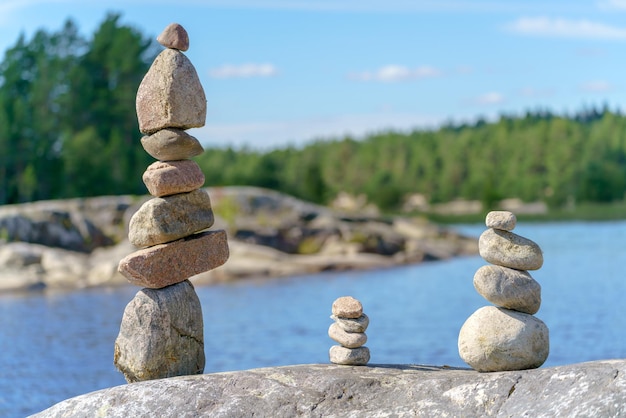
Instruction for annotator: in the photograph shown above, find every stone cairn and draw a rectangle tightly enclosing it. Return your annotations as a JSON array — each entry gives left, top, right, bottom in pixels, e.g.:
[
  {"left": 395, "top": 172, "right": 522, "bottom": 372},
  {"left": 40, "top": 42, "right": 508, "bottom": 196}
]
[
  {"left": 329, "top": 296, "right": 370, "bottom": 365},
  {"left": 458, "top": 211, "right": 549, "bottom": 372},
  {"left": 113, "top": 23, "right": 229, "bottom": 383}
]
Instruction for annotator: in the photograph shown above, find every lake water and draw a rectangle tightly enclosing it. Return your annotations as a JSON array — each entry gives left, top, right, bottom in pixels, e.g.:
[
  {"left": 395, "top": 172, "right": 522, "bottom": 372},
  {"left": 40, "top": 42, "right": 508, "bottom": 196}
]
[{"left": 2, "top": 221, "right": 626, "bottom": 417}]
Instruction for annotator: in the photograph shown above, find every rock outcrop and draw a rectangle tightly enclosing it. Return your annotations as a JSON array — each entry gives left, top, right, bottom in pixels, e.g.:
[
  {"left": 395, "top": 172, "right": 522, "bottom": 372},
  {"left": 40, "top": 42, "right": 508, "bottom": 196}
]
[{"left": 33, "top": 360, "right": 626, "bottom": 417}]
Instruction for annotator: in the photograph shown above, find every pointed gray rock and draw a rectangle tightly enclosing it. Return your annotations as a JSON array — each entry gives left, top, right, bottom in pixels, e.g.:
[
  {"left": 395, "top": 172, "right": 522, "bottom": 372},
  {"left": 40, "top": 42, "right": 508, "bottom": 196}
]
[
  {"left": 114, "top": 280, "right": 205, "bottom": 382},
  {"left": 136, "top": 49, "right": 207, "bottom": 134},
  {"left": 157, "top": 23, "right": 189, "bottom": 51}
]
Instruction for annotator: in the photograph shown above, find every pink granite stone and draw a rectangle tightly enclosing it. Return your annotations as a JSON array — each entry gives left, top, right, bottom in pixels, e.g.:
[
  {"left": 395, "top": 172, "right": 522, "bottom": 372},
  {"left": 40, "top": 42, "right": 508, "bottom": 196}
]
[
  {"left": 157, "top": 23, "right": 189, "bottom": 51},
  {"left": 118, "top": 230, "right": 229, "bottom": 289},
  {"left": 332, "top": 296, "right": 363, "bottom": 319},
  {"left": 142, "top": 160, "right": 205, "bottom": 197}
]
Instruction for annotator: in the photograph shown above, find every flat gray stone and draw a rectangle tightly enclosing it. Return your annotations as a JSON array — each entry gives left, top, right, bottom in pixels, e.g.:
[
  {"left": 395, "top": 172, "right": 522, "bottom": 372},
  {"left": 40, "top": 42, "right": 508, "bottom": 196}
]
[
  {"left": 118, "top": 230, "right": 229, "bottom": 289},
  {"left": 141, "top": 128, "right": 204, "bottom": 161},
  {"left": 113, "top": 280, "right": 204, "bottom": 383},
  {"left": 473, "top": 265, "right": 541, "bottom": 314},
  {"left": 458, "top": 306, "right": 549, "bottom": 372},
  {"left": 485, "top": 210, "right": 516, "bottom": 231},
  {"left": 136, "top": 48, "right": 206, "bottom": 134},
  {"left": 479, "top": 228, "right": 543, "bottom": 270},
  {"left": 142, "top": 160, "right": 205, "bottom": 197},
  {"left": 32, "top": 361, "right": 626, "bottom": 418},
  {"left": 329, "top": 345, "right": 370, "bottom": 365},
  {"left": 129, "top": 189, "right": 214, "bottom": 248},
  {"left": 330, "top": 313, "right": 369, "bottom": 333},
  {"left": 328, "top": 323, "right": 367, "bottom": 348}
]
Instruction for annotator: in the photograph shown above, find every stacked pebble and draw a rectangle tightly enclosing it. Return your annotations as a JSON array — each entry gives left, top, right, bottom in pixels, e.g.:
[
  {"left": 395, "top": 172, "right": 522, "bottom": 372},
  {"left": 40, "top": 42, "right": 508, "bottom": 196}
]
[
  {"left": 113, "top": 23, "right": 229, "bottom": 383},
  {"left": 458, "top": 211, "right": 549, "bottom": 372},
  {"left": 329, "top": 296, "right": 370, "bottom": 365}
]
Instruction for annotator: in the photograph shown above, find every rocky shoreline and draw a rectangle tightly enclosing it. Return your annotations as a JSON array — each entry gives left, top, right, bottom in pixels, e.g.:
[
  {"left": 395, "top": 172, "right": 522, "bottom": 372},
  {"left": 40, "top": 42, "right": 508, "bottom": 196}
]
[
  {"left": 0, "top": 186, "right": 478, "bottom": 293},
  {"left": 33, "top": 360, "right": 626, "bottom": 417}
]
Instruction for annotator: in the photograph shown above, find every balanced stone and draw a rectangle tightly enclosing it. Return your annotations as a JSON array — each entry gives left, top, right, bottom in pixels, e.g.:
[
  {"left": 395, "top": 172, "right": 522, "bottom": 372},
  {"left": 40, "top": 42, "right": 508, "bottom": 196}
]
[
  {"left": 114, "top": 280, "right": 204, "bottom": 382},
  {"left": 329, "top": 345, "right": 370, "bottom": 366},
  {"left": 141, "top": 128, "right": 204, "bottom": 161},
  {"left": 142, "top": 160, "right": 205, "bottom": 197},
  {"left": 458, "top": 306, "right": 549, "bottom": 372},
  {"left": 157, "top": 23, "right": 189, "bottom": 51},
  {"left": 330, "top": 313, "right": 369, "bottom": 333},
  {"left": 332, "top": 296, "right": 363, "bottom": 319},
  {"left": 328, "top": 323, "right": 367, "bottom": 348},
  {"left": 136, "top": 48, "right": 207, "bottom": 134},
  {"left": 129, "top": 189, "right": 214, "bottom": 248},
  {"left": 118, "top": 230, "right": 229, "bottom": 288},
  {"left": 474, "top": 265, "right": 541, "bottom": 314},
  {"left": 479, "top": 228, "right": 543, "bottom": 270},
  {"left": 485, "top": 211, "right": 516, "bottom": 231}
]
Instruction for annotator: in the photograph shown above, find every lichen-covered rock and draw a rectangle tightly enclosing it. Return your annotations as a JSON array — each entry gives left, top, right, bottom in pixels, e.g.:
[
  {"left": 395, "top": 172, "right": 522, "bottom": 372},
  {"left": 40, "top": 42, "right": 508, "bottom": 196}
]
[
  {"left": 32, "top": 361, "right": 626, "bottom": 418},
  {"left": 118, "top": 230, "right": 229, "bottom": 288},
  {"left": 140, "top": 128, "right": 204, "bottom": 161},
  {"left": 142, "top": 160, "right": 205, "bottom": 197},
  {"left": 458, "top": 306, "right": 549, "bottom": 372},
  {"left": 473, "top": 265, "right": 541, "bottom": 314},
  {"left": 485, "top": 210, "right": 516, "bottom": 231},
  {"left": 478, "top": 228, "right": 543, "bottom": 270},
  {"left": 136, "top": 48, "right": 206, "bottom": 134},
  {"left": 329, "top": 345, "right": 370, "bottom": 365},
  {"left": 114, "top": 280, "right": 204, "bottom": 382},
  {"left": 328, "top": 323, "right": 367, "bottom": 348},
  {"left": 128, "top": 189, "right": 214, "bottom": 248}
]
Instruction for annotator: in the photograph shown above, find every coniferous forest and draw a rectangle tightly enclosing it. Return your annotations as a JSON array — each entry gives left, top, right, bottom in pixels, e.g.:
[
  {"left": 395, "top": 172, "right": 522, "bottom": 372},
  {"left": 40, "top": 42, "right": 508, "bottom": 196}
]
[{"left": 2, "top": 14, "right": 626, "bottom": 213}]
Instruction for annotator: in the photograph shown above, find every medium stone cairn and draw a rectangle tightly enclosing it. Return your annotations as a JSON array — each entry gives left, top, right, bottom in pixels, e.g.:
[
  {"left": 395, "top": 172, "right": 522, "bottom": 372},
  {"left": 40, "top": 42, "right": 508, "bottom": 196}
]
[
  {"left": 329, "top": 296, "right": 370, "bottom": 365},
  {"left": 458, "top": 211, "right": 549, "bottom": 372},
  {"left": 114, "top": 23, "right": 229, "bottom": 383}
]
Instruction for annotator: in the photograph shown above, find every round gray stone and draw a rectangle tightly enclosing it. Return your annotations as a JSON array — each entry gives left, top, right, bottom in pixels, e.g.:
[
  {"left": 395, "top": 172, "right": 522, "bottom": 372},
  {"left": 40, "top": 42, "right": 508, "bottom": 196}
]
[
  {"left": 458, "top": 306, "right": 549, "bottom": 372},
  {"left": 328, "top": 323, "right": 367, "bottom": 348},
  {"left": 485, "top": 211, "right": 516, "bottom": 231},
  {"left": 141, "top": 128, "right": 204, "bottom": 161},
  {"left": 479, "top": 228, "right": 543, "bottom": 270},
  {"left": 473, "top": 265, "right": 541, "bottom": 314},
  {"left": 114, "top": 280, "right": 205, "bottom": 382},
  {"left": 330, "top": 313, "right": 369, "bottom": 333},
  {"left": 329, "top": 345, "right": 370, "bottom": 366}
]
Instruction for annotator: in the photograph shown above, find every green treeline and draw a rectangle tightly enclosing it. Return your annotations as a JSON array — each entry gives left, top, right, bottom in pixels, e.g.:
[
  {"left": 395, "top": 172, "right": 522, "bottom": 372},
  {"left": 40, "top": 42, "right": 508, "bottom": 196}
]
[
  {"left": 0, "top": 13, "right": 158, "bottom": 204},
  {"left": 196, "top": 108, "right": 626, "bottom": 211},
  {"left": 2, "top": 15, "right": 626, "bottom": 211}
]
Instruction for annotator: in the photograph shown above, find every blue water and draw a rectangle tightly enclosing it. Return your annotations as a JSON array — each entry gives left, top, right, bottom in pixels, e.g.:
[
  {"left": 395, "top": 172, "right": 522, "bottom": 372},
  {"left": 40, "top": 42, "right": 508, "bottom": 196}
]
[{"left": 1, "top": 221, "right": 626, "bottom": 417}]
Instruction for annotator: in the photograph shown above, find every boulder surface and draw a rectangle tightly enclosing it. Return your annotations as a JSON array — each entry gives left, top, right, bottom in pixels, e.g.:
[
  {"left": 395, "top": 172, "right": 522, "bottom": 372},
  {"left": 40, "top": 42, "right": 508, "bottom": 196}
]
[{"left": 33, "top": 360, "right": 626, "bottom": 417}]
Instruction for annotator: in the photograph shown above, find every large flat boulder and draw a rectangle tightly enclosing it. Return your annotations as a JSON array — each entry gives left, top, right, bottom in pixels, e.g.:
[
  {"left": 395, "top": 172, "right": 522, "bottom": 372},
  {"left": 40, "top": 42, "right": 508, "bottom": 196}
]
[{"left": 33, "top": 360, "right": 626, "bottom": 417}]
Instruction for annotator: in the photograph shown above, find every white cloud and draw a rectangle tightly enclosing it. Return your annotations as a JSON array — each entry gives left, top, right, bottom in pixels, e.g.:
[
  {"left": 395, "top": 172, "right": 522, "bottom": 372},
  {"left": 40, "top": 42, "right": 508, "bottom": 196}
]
[
  {"left": 580, "top": 80, "right": 614, "bottom": 92},
  {"left": 598, "top": 0, "right": 626, "bottom": 10},
  {"left": 505, "top": 16, "right": 626, "bottom": 40},
  {"left": 209, "top": 63, "right": 278, "bottom": 79},
  {"left": 349, "top": 65, "right": 442, "bottom": 82},
  {"left": 472, "top": 92, "right": 505, "bottom": 105}
]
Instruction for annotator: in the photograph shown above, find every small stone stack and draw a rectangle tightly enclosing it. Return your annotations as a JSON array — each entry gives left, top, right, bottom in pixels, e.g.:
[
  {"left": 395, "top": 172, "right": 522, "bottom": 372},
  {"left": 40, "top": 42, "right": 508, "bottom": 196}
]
[
  {"left": 113, "top": 23, "right": 229, "bottom": 383},
  {"left": 458, "top": 211, "right": 549, "bottom": 372},
  {"left": 329, "top": 296, "right": 370, "bottom": 365}
]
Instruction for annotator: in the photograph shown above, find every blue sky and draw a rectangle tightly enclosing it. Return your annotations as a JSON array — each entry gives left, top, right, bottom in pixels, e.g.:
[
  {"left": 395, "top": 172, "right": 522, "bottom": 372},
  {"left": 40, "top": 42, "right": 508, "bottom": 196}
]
[{"left": 1, "top": 1, "right": 626, "bottom": 148}]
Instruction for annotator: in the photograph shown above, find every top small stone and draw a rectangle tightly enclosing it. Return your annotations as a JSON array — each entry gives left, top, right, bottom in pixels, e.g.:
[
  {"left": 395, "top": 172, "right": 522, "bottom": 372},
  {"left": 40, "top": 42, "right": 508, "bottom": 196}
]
[
  {"left": 157, "top": 23, "right": 189, "bottom": 51},
  {"left": 332, "top": 296, "right": 363, "bottom": 319},
  {"left": 485, "top": 211, "right": 517, "bottom": 231}
]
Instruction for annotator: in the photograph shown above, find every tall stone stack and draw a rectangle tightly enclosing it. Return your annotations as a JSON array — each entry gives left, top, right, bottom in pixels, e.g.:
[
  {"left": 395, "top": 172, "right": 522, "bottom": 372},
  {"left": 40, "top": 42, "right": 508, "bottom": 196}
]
[
  {"left": 329, "top": 296, "right": 370, "bottom": 366},
  {"left": 458, "top": 211, "right": 549, "bottom": 372},
  {"left": 113, "top": 23, "right": 229, "bottom": 383}
]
